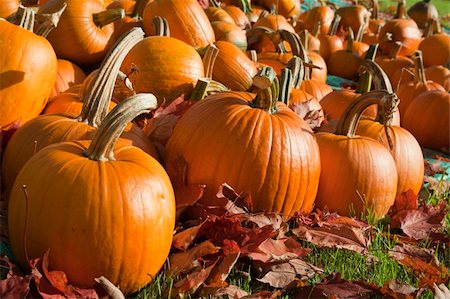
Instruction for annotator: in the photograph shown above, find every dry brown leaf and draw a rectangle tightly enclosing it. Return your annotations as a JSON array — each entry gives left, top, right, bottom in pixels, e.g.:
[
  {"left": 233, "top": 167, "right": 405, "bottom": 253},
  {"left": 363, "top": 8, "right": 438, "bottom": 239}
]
[
  {"left": 172, "top": 221, "right": 206, "bottom": 250},
  {"left": 244, "top": 238, "right": 310, "bottom": 263},
  {"left": 206, "top": 251, "right": 240, "bottom": 286},
  {"left": 94, "top": 276, "right": 124, "bottom": 299},
  {"left": 168, "top": 241, "right": 219, "bottom": 276},
  {"left": 210, "top": 285, "right": 249, "bottom": 299},
  {"left": 173, "top": 261, "right": 217, "bottom": 296}
]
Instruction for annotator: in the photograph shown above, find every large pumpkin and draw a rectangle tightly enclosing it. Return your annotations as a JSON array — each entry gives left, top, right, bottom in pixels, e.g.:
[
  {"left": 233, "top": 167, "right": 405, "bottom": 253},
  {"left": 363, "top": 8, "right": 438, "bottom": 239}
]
[
  {"left": 8, "top": 93, "right": 175, "bottom": 296},
  {"left": 165, "top": 69, "right": 321, "bottom": 216},
  {"left": 315, "top": 91, "right": 398, "bottom": 218},
  {"left": 39, "top": 0, "right": 124, "bottom": 67},
  {"left": 0, "top": 16, "right": 57, "bottom": 130}
]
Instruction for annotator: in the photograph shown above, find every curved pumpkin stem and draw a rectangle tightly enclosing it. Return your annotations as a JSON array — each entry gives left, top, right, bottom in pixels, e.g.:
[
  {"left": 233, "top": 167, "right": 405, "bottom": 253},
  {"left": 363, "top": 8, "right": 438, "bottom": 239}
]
[
  {"left": 358, "top": 60, "right": 398, "bottom": 127},
  {"left": 246, "top": 26, "right": 273, "bottom": 47},
  {"left": 335, "top": 90, "right": 396, "bottom": 137},
  {"left": 190, "top": 78, "right": 229, "bottom": 101},
  {"left": 413, "top": 50, "right": 427, "bottom": 84},
  {"left": 389, "top": 41, "right": 402, "bottom": 59},
  {"left": 131, "top": 0, "right": 148, "bottom": 18},
  {"left": 279, "top": 68, "right": 294, "bottom": 107},
  {"left": 18, "top": 6, "right": 35, "bottom": 32},
  {"left": 93, "top": 8, "right": 125, "bottom": 28},
  {"left": 202, "top": 44, "right": 220, "bottom": 79},
  {"left": 152, "top": 16, "right": 170, "bottom": 37},
  {"left": 355, "top": 44, "right": 378, "bottom": 94},
  {"left": 286, "top": 56, "right": 304, "bottom": 89},
  {"left": 251, "top": 67, "right": 279, "bottom": 114},
  {"left": 34, "top": 2, "right": 67, "bottom": 37},
  {"left": 77, "top": 27, "right": 145, "bottom": 127},
  {"left": 84, "top": 93, "right": 158, "bottom": 161},
  {"left": 328, "top": 15, "right": 341, "bottom": 35},
  {"left": 356, "top": 19, "right": 366, "bottom": 42},
  {"left": 209, "top": 0, "right": 221, "bottom": 8}
]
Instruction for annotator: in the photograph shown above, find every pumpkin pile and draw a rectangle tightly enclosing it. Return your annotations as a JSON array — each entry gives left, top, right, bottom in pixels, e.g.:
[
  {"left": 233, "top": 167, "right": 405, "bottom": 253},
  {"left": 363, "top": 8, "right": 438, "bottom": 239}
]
[{"left": 0, "top": 0, "right": 448, "bottom": 296}]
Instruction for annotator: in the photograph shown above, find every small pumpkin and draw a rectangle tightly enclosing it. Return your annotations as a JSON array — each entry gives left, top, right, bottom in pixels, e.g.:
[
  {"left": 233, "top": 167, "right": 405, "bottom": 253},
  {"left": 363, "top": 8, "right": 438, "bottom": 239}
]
[
  {"left": 302, "top": 2, "right": 334, "bottom": 35},
  {"left": 315, "top": 91, "right": 398, "bottom": 218},
  {"left": 425, "top": 65, "right": 450, "bottom": 92},
  {"left": 403, "top": 90, "right": 449, "bottom": 153},
  {"left": 418, "top": 20, "right": 450, "bottom": 67},
  {"left": 328, "top": 28, "right": 363, "bottom": 80},
  {"left": 318, "top": 15, "right": 344, "bottom": 63},
  {"left": 0, "top": 0, "right": 19, "bottom": 18},
  {"left": 335, "top": 4, "right": 370, "bottom": 35},
  {"left": 8, "top": 93, "right": 175, "bottom": 296}
]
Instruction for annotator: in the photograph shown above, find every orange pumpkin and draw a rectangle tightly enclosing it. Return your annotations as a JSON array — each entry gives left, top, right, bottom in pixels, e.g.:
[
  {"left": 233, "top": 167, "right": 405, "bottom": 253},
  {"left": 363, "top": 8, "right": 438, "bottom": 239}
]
[
  {"left": 318, "top": 15, "right": 344, "bottom": 63},
  {"left": 2, "top": 28, "right": 158, "bottom": 190},
  {"left": 223, "top": 4, "right": 251, "bottom": 29},
  {"left": 165, "top": 69, "right": 321, "bottom": 216},
  {"left": 375, "top": 42, "right": 414, "bottom": 87},
  {"left": 8, "top": 93, "right": 175, "bottom": 296},
  {"left": 335, "top": 4, "right": 370, "bottom": 35},
  {"left": 328, "top": 28, "right": 362, "bottom": 80},
  {"left": 303, "top": 3, "right": 334, "bottom": 35},
  {"left": 211, "top": 21, "right": 247, "bottom": 51},
  {"left": 0, "top": 0, "right": 19, "bottom": 18},
  {"left": 403, "top": 90, "right": 450, "bottom": 153},
  {"left": 0, "top": 15, "right": 57, "bottom": 131},
  {"left": 397, "top": 51, "right": 444, "bottom": 118},
  {"left": 425, "top": 65, "right": 450, "bottom": 92},
  {"left": 121, "top": 18, "right": 204, "bottom": 104},
  {"left": 142, "top": 0, "right": 215, "bottom": 51},
  {"left": 407, "top": 0, "right": 438, "bottom": 29},
  {"left": 212, "top": 41, "right": 258, "bottom": 91},
  {"left": 39, "top": 0, "right": 125, "bottom": 67},
  {"left": 418, "top": 29, "right": 450, "bottom": 67},
  {"left": 315, "top": 91, "right": 398, "bottom": 218},
  {"left": 49, "top": 59, "right": 87, "bottom": 99}
]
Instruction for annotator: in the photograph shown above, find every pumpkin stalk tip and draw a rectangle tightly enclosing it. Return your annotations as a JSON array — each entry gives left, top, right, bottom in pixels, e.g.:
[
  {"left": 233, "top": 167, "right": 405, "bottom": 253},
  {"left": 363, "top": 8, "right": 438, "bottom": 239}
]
[
  {"left": 251, "top": 67, "right": 279, "bottom": 114},
  {"left": 152, "top": 16, "right": 170, "bottom": 37},
  {"left": 93, "top": 8, "right": 125, "bottom": 28},
  {"left": 202, "top": 44, "right": 219, "bottom": 79}
]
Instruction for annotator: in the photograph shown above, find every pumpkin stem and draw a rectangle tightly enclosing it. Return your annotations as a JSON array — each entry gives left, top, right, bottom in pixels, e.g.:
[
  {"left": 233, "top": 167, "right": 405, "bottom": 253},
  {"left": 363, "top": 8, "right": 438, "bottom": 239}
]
[
  {"left": 372, "top": 0, "right": 379, "bottom": 20},
  {"left": 131, "top": 0, "right": 147, "bottom": 18},
  {"left": 190, "top": 78, "right": 229, "bottom": 101},
  {"left": 250, "top": 67, "right": 279, "bottom": 114},
  {"left": 18, "top": 6, "right": 35, "bottom": 32},
  {"left": 279, "top": 30, "right": 312, "bottom": 79},
  {"left": 312, "top": 21, "right": 321, "bottom": 37},
  {"left": 93, "top": 8, "right": 125, "bottom": 28},
  {"left": 152, "top": 16, "right": 170, "bottom": 37},
  {"left": 84, "top": 93, "right": 158, "bottom": 161},
  {"left": 346, "top": 27, "right": 354, "bottom": 53},
  {"left": 359, "top": 60, "right": 398, "bottom": 127},
  {"left": 374, "top": 23, "right": 382, "bottom": 34},
  {"left": 34, "top": 2, "right": 67, "bottom": 37},
  {"left": 77, "top": 28, "right": 145, "bottom": 127},
  {"left": 202, "top": 44, "right": 219, "bottom": 79},
  {"left": 356, "top": 19, "right": 366, "bottom": 42},
  {"left": 248, "top": 50, "right": 258, "bottom": 62},
  {"left": 336, "top": 90, "right": 397, "bottom": 137},
  {"left": 235, "top": 0, "right": 252, "bottom": 13},
  {"left": 209, "top": 0, "right": 221, "bottom": 8},
  {"left": 413, "top": 50, "right": 427, "bottom": 84},
  {"left": 286, "top": 56, "right": 304, "bottom": 89},
  {"left": 389, "top": 41, "right": 402, "bottom": 59},
  {"left": 355, "top": 44, "right": 378, "bottom": 94},
  {"left": 246, "top": 26, "right": 273, "bottom": 48},
  {"left": 279, "top": 68, "right": 294, "bottom": 107},
  {"left": 395, "top": 0, "right": 406, "bottom": 19},
  {"left": 328, "top": 14, "right": 341, "bottom": 35},
  {"left": 258, "top": 10, "right": 270, "bottom": 21}
]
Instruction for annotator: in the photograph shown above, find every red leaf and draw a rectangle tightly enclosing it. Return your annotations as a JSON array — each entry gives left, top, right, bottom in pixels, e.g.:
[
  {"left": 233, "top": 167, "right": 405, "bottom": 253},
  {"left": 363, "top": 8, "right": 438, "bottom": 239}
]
[
  {"left": 379, "top": 280, "right": 417, "bottom": 299},
  {"left": 206, "top": 250, "right": 240, "bottom": 285},
  {"left": 389, "top": 189, "right": 419, "bottom": 216},
  {"left": 41, "top": 250, "right": 69, "bottom": 294},
  {"left": 0, "top": 258, "right": 31, "bottom": 299},
  {"left": 168, "top": 241, "right": 219, "bottom": 276},
  {"left": 174, "top": 260, "right": 217, "bottom": 296},
  {"left": 217, "top": 183, "right": 253, "bottom": 214},
  {"left": 173, "top": 221, "right": 206, "bottom": 250},
  {"left": 389, "top": 244, "right": 450, "bottom": 288},
  {"left": 390, "top": 201, "right": 448, "bottom": 240},
  {"left": 209, "top": 285, "right": 249, "bottom": 298},
  {"left": 244, "top": 238, "right": 310, "bottom": 263},
  {"left": 165, "top": 155, "right": 205, "bottom": 216}
]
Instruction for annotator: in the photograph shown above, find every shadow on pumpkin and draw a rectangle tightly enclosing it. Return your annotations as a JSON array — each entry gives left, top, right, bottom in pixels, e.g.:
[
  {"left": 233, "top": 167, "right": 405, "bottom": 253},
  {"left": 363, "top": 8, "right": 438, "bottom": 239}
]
[{"left": 0, "top": 71, "right": 25, "bottom": 89}]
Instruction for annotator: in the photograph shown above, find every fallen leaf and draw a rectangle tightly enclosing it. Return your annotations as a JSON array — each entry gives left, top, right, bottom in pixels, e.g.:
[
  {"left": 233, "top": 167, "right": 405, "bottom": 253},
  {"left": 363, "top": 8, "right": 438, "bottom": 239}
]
[
  {"left": 244, "top": 238, "right": 310, "bottom": 263},
  {"left": 389, "top": 189, "right": 419, "bottom": 216},
  {"left": 168, "top": 241, "right": 219, "bottom": 276},
  {"left": 218, "top": 183, "right": 253, "bottom": 214},
  {"left": 173, "top": 260, "right": 217, "bottom": 296},
  {"left": 389, "top": 244, "right": 449, "bottom": 288},
  {"left": 172, "top": 221, "right": 206, "bottom": 250},
  {"left": 433, "top": 283, "right": 450, "bottom": 299},
  {"left": 293, "top": 273, "right": 381, "bottom": 298},
  {"left": 206, "top": 250, "right": 240, "bottom": 285},
  {"left": 209, "top": 284, "right": 249, "bottom": 299},
  {"left": 257, "top": 259, "right": 323, "bottom": 288},
  {"left": 379, "top": 280, "right": 417, "bottom": 299},
  {"left": 290, "top": 101, "right": 324, "bottom": 130},
  {"left": 424, "top": 160, "right": 445, "bottom": 176},
  {"left": 292, "top": 222, "right": 373, "bottom": 254},
  {"left": 390, "top": 200, "right": 448, "bottom": 240},
  {"left": 0, "top": 274, "right": 31, "bottom": 298}
]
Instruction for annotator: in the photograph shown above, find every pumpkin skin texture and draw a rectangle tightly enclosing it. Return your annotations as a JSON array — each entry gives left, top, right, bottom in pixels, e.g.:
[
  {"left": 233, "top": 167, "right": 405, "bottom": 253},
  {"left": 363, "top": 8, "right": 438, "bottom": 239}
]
[
  {"left": 212, "top": 41, "right": 257, "bottom": 91},
  {"left": 142, "top": 0, "right": 215, "bottom": 50},
  {"left": 0, "top": 0, "right": 19, "bottom": 18},
  {"left": 356, "top": 120, "right": 424, "bottom": 197},
  {"left": 425, "top": 65, "right": 450, "bottom": 92},
  {"left": 418, "top": 34, "right": 450, "bottom": 67},
  {"left": 39, "top": 0, "right": 120, "bottom": 67},
  {"left": 121, "top": 36, "right": 204, "bottom": 104},
  {"left": 211, "top": 21, "right": 247, "bottom": 51},
  {"left": 49, "top": 59, "right": 87, "bottom": 99},
  {"left": 165, "top": 91, "right": 321, "bottom": 216},
  {"left": 0, "top": 20, "right": 57, "bottom": 130},
  {"left": 303, "top": 5, "right": 334, "bottom": 35},
  {"left": 402, "top": 90, "right": 450, "bottom": 153},
  {"left": 8, "top": 95, "right": 175, "bottom": 295},
  {"left": 378, "top": 19, "right": 421, "bottom": 56}
]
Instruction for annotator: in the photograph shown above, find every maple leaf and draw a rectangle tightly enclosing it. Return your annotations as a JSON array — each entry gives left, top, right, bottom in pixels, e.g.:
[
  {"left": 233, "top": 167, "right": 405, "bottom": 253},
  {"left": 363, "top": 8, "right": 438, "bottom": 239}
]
[
  {"left": 389, "top": 243, "right": 450, "bottom": 288},
  {"left": 168, "top": 241, "right": 219, "bottom": 276},
  {"left": 290, "top": 101, "right": 324, "bottom": 130},
  {"left": 173, "top": 260, "right": 217, "bottom": 296},
  {"left": 390, "top": 200, "right": 448, "bottom": 240},
  {"left": 257, "top": 259, "right": 323, "bottom": 288}
]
